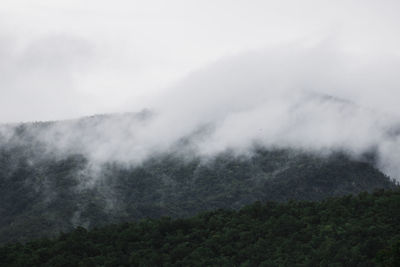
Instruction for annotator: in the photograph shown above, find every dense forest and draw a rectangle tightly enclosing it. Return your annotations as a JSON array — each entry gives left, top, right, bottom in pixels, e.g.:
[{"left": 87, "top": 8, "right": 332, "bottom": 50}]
[
  {"left": 0, "top": 139, "right": 396, "bottom": 244},
  {"left": 0, "top": 117, "right": 398, "bottom": 246},
  {"left": 1, "top": 189, "right": 399, "bottom": 266}
]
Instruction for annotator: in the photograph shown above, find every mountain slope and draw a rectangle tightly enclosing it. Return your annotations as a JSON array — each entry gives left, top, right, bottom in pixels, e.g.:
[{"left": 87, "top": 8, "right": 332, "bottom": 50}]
[
  {"left": 1, "top": 190, "right": 399, "bottom": 266},
  {"left": 0, "top": 123, "right": 396, "bottom": 244}
]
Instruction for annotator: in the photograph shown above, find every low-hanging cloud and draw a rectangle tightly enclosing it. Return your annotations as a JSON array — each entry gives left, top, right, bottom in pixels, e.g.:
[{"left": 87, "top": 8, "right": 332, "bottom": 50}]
[
  {"left": 2, "top": 41, "right": 400, "bottom": 181},
  {"left": 0, "top": 33, "right": 95, "bottom": 123}
]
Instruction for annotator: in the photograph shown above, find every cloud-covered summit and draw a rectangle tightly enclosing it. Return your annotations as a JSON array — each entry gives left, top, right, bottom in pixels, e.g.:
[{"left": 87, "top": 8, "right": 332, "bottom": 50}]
[{"left": 2, "top": 43, "right": 400, "bottom": 180}]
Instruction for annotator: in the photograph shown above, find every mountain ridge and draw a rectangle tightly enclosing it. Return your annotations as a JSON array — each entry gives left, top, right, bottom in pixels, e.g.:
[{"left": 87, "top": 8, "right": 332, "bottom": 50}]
[{"left": 0, "top": 113, "right": 398, "bottom": 243}]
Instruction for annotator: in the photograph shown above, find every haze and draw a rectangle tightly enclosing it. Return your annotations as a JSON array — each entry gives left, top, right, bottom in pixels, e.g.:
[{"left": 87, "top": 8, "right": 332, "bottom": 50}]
[
  {"left": 1, "top": 0, "right": 400, "bottom": 122},
  {"left": 2, "top": 1, "right": 400, "bottom": 181}
]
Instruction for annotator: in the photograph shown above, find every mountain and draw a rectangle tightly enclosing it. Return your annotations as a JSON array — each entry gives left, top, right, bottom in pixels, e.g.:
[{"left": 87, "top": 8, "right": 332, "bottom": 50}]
[
  {"left": 1, "top": 189, "right": 399, "bottom": 266},
  {"left": 0, "top": 114, "right": 397, "bottom": 244}
]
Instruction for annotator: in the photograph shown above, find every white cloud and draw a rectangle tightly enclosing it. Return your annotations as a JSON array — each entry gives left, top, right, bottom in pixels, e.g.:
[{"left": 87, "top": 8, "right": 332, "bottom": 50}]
[
  {"left": 2, "top": 1, "right": 400, "bottom": 180},
  {"left": 2, "top": 0, "right": 399, "bottom": 122},
  {"left": 3, "top": 42, "right": 400, "bottom": 180}
]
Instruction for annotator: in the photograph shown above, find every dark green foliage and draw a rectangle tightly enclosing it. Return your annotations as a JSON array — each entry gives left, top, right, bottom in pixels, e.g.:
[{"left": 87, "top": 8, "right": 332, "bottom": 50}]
[
  {"left": 0, "top": 119, "right": 397, "bottom": 244},
  {"left": 376, "top": 239, "right": 400, "bottom": 266},
  {"left": 1, "top": 190, "right": 399, "bottom": 266},
  {"left": 0, "top": 132, "right": 397, "bottom": 244}
]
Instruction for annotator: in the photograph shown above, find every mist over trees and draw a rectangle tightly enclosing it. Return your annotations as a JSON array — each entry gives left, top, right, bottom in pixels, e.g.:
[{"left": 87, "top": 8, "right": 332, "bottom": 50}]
[
  {"left": 0, "top": 118, "right": 396, "bottom": 244},
  {"left": 1, "top": 1, "right": 400, "bottom": 265}
]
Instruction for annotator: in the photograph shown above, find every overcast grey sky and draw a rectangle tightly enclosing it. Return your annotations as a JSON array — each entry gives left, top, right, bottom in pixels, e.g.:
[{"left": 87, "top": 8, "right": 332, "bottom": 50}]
[
  {"left": 1, "top": 0, "right": 400, "bottom": 123},
  {"left": 3, "top": 1, "right": 400, "bottom": 180}
]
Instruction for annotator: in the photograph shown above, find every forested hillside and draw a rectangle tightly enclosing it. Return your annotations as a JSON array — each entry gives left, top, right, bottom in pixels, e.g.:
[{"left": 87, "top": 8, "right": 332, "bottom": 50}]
[
  {"left": 0, "top": 117, "right": 397, "bottom": 244},
  {"left": 1, "top": 190, "right": 399, "bottom": 266}
]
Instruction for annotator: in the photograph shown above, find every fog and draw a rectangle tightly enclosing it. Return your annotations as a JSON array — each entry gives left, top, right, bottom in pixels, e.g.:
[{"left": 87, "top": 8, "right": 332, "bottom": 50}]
[
  {"left": 1, "top": 1, "right": 400, "bottom": 181},
  {"left": 2, "top": 0, "right": 400, "bottom": 122},
  {"left": 2, "top": 42, "right": 400, "bottom": 181}
]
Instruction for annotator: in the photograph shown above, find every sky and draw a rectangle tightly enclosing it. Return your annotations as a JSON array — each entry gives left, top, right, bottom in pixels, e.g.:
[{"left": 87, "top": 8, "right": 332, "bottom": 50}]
[
  {"left": 2, "top": 1, "right": 400, "bottom": 182},
  {"left": 1, "top": 0, "right": 400, "bottom": 123}
]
